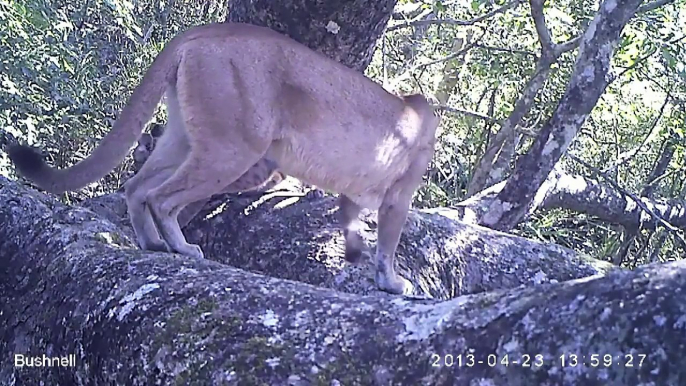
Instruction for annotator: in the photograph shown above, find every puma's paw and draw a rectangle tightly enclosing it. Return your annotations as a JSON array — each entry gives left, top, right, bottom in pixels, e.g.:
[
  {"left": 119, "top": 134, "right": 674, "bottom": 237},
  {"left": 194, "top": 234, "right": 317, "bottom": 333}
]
[
  {"left": 145, "top": 240, "right": 171, "bottom": 253},
  {"left": 177, "top": 243, "right": 205, "bottom": 260},
  {"left": 343, "top": 229, "right": 368, "bottom": 264},
  {"left": 138, "top": 236, "right": 170, "bottom": 253},
  {"left": 375, "top": 270, "right": 414, "bottom": 295}
]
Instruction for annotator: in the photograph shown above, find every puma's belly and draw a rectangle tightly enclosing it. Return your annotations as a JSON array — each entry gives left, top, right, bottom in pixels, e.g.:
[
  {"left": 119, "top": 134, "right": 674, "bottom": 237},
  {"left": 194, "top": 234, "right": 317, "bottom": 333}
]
[{"left": 267, "top": 138, "right": 411, "bottom": 210}]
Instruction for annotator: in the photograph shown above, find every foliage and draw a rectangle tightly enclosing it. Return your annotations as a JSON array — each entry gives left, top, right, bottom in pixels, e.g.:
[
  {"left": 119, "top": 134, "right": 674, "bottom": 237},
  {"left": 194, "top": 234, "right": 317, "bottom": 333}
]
[
  {"left": 375, "top": 0, "right": 685, "bottom": 264},
  {"left": 0, "top": 0, "right": 227, "bottom": 198}
]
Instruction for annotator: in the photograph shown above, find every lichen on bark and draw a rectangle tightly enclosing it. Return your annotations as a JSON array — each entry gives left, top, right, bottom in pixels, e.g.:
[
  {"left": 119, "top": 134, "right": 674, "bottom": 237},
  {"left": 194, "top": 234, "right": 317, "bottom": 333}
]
[{"left": 3, "top": 175, "right": 686, "bottom": 385}]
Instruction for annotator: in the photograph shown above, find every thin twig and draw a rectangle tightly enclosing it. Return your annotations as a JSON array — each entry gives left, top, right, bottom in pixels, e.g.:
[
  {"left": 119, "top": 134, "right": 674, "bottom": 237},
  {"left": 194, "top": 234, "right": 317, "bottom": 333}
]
[
  {"left": 435, "top": 105, "right": 499, "bottom": 123},
  {"left": 386, "top": 27, "right": 487, "bottom": 90},
  {"left": 386, "top": 0, "right": 523, "bottom": 32},
  {"left": 471, "top": 43, "right": 537, "bottom": 58},
  {"left": 638, "top": 0, "right": 676, "bottom": 13},
  {"left": 602, "top": 93, "right": 671, "bottom": 174}
]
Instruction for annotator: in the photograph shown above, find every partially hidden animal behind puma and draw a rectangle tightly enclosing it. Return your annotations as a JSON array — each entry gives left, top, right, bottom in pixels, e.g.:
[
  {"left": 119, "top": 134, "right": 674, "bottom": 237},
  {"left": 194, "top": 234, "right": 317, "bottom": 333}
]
[
  {"left": 132, "top": 123, "right": 166, "bottom": 172},
  {"left": 131, "top": 122, "right": 285, "bottom": 229},
  {"left": 8, "top": 22, "right": 440, "bottom": 295}
]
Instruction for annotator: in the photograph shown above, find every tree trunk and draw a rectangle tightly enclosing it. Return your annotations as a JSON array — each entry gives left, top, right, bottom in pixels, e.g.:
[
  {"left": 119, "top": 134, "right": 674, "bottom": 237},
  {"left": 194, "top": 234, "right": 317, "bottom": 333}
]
[
  {"left": 227, "top": 0, "right": 397, "bottom": 71},
  {"left": 480, "top": 0, "right": 645, "bottom": 231}
]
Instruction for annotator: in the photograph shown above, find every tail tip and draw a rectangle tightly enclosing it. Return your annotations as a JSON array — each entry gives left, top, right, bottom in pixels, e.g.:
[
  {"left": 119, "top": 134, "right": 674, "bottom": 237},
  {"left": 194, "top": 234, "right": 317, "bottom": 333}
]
[{"left": 7, "top": 144, "right": 47, "bottom": 176}]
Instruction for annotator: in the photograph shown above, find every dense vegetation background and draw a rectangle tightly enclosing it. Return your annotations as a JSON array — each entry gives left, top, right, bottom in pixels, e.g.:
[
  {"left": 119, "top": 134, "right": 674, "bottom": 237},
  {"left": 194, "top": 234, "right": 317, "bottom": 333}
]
[{"left": 1, "top": 0, "right": 684, "bottom": 266}]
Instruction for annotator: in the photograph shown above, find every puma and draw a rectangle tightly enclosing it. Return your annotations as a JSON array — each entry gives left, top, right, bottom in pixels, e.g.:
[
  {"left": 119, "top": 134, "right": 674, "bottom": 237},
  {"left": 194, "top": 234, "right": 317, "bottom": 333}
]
[
  {"left": 132, "top": 123, "right": 166, "bottom": 172},
  {"left": 131, "top": 122, "right": 285, "bottom": 228},
  {"left": 8, "top": 22, "right": 440, "bottom": 295}
]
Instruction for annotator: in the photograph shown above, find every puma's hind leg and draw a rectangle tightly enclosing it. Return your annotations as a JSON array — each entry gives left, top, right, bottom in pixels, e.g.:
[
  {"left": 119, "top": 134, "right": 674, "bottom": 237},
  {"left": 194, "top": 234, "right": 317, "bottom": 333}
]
[
  {"left": 124, "top": 92, "right": 190, "bottom": 253},
  {"left": 146, "top": 143, "right": 268, "bottom": 259},
  {"left": 124, "top": 166, "right": 173, "bottom": 252},
  {"left": 176, "top": 157, "right": 282, "bottom": 229},
  {"left": 124, "top": 137, "right": 187, "bottom": 252},
  {"left": 146, "top": 61, "right": 275, "bottom": 259}
]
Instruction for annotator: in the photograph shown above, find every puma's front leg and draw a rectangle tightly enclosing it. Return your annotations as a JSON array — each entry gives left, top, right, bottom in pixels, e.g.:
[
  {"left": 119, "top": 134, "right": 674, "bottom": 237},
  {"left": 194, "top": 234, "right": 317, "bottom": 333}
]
[
  {"left": 338, "top": 195, "right": 368, "bottom": 264},
  {"left": 372, "top": 148, "right": 434, "bottom": 295},
  {"left": 374, "top": 197, "right": 414, "bottom": 295}
]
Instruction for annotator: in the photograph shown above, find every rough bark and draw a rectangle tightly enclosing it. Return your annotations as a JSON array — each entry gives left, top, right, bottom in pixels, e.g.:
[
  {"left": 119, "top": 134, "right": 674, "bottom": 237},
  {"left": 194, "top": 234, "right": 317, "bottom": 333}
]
[
  {"left": 455, "top": 166, "right": 686, "bottom": 232},
  {"left": 466, "top": 0, "right": 571, "bottom": 197},
  {"left": 481, "top": 0, "right": 645, "bottom": 231},
  {"left": 76, "top": 176, "right": 613, "bottom": 301},
  {"left": 541, "top": 173, "right": 686, "bottom": 231},
  {"left": 2, "top": 176, "right": 684, "bottom": 385},
  {"left": 227, "top": 0, "right": 397, "bottom": 72},
  {"left": 641, "top": 138, "right": 676, "bottom": 197}
]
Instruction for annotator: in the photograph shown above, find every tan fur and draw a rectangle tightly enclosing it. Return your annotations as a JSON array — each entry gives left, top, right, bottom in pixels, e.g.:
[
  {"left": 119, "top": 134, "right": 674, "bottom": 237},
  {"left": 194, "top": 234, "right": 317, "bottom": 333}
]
[
  {"left": 131, "top": 122, "right": 284, "bottom": 228},
  {"left": 8, "top": 23, "right": 440, "bottom": 295}
]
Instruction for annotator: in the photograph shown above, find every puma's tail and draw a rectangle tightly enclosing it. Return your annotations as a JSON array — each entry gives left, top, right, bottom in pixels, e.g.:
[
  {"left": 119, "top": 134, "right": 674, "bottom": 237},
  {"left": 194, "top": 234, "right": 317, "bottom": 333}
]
[{"left": 8, "top": 39, "right": 181, "bottom": 194}]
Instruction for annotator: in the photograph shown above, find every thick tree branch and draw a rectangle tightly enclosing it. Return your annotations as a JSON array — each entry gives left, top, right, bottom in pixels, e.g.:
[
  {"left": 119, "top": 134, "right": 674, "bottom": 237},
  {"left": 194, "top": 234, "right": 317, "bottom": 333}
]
[
  {"left": 74, "top": 177, "right": 609, "bottom": 301},
  {"left": 2, "top": 177, "right": 685, "bottom": 385},
  {"left": 567, "top": 154, "right": 686, "bottom": 248},
  {"left": 455, "top": 166, "right": 686, "bottom": 236}
]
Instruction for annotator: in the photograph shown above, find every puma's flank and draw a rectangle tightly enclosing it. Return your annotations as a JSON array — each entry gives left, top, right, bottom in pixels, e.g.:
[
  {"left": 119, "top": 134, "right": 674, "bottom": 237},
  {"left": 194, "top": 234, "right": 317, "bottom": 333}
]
[{"left": 8, "top": 22, "right": 440, "bottom": 295}]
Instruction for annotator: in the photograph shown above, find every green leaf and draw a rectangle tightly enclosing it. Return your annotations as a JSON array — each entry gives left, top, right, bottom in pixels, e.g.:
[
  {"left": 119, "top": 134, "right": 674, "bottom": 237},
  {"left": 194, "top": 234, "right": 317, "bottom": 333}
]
[{"left": 660, "top": 47, "right": 677, "bottom": 69}]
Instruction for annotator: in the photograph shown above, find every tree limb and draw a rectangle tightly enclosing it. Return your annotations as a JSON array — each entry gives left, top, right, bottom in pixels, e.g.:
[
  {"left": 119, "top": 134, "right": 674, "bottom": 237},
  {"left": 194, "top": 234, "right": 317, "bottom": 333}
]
[
  {"left": 529, "top": 0, "right": 554, "bottom": 56},
  {"left": 2, "top": 177, "right": 685, "bottom": 385},
  {"left": 567, "top": 154, "right": 686, "bottom": 248},
  {"left": 455, "top": 166, "right": 686, "bottom": 235}
]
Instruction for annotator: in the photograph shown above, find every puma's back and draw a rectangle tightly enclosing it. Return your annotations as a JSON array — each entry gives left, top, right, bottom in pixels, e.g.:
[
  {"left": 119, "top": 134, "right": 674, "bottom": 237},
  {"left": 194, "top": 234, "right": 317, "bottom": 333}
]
[{"left": 174, "top": 23, "right": 440, "bottom": 208}]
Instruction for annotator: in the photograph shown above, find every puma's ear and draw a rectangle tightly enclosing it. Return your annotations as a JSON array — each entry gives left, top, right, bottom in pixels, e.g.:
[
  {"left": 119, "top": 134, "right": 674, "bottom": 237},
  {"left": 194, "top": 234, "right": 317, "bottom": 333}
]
[{"left": 150, "top": 123, "right": 165, "bottom": 138}]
